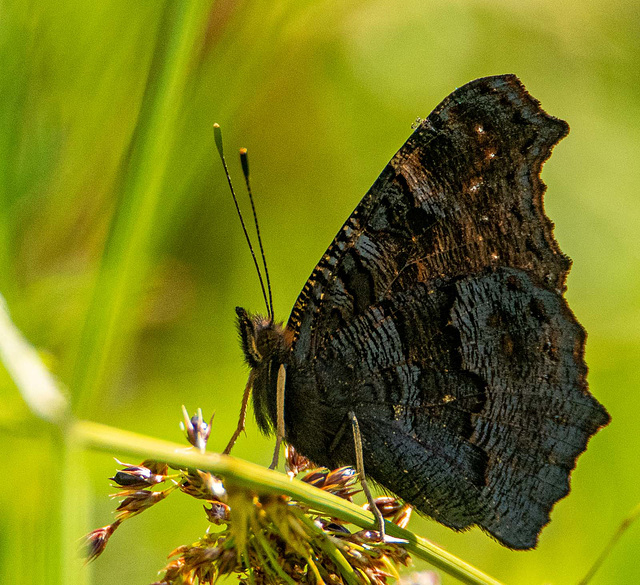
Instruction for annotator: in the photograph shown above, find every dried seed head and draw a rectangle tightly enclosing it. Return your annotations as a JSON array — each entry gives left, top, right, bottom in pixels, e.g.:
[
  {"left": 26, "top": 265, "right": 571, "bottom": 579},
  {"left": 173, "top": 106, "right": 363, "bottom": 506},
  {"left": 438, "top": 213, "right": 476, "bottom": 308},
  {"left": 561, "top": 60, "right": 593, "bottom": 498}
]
[
  {"left": 204, "top": 501, "right": 231, "bottom": 524},
  {"left": 111, "top": 459, "right": 166, "bottom": 488},
  {"left": 393, "top": 504, "right": 413, "bottom": 529},
  {"left": 180, "top": 406, "right": 214, "bottom": 452},
  {"left": 182, "top": 545, "right": 224, "bottom": 567},
  {"left": 215, "top": 547, "right": 239, "bottom": 575},
  {"left": 152, "top": 558, "right": 185, "bottom": 585},
  {"left": 365, "top": 497, "right": 413, "bottom": 528},
  {"left": 302, "top": 466, "right": 359, "bottom": 499},
  {"left": 180, "top": 470, "right": 226, "bottom": 501},
  {"left": 114, "top": 488, "right": 170, "bottom": 520},
  {"left": 285, "top": 443, "right": 315, "bottom": 477},
  {"left": 142, "top": 460, "right": 169, "bottom": 476},
  {"left": 317, "top": 519, "right": 351, "bottom": 534},
  {"left": 84, "top": 521, "right": 120, "bottom": 563}
]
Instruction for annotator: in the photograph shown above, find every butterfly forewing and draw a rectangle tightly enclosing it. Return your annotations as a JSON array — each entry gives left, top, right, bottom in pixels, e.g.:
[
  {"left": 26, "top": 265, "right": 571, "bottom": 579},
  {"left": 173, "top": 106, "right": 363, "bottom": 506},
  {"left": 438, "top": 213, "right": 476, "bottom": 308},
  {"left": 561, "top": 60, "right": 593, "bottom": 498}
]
[{"left": 276, "top": 74, "right": 609, "bottom": 549}]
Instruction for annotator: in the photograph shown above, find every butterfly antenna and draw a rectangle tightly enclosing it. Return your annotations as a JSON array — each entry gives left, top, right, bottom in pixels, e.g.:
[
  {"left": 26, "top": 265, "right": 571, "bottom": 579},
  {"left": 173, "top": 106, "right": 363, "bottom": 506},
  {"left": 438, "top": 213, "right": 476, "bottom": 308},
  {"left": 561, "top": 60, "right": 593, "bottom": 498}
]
[
  {"left": 213, "top": 123, "right": 271, "bottom": 319},
  {"left": 239, "top": 147, "right": 274, "bottom": 320}
]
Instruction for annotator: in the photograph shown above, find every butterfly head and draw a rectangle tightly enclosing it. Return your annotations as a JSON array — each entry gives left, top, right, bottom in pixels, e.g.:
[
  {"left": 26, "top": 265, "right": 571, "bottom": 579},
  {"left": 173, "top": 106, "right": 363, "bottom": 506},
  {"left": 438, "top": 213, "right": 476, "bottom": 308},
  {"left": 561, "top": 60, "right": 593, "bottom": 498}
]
[
  {"left": 236, "top": 306, "right": 291, "bottom": 435},
  {"left": 236, "top": 306, "right": 290, "bottom": 369}
]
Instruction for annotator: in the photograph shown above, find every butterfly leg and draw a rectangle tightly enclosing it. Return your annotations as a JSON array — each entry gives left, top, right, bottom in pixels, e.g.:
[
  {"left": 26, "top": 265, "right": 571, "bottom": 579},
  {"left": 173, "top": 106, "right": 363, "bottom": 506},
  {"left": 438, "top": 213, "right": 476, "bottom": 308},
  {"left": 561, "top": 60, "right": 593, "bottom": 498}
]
[
  {"left": 223, "top": 370, "right": 255, "bottom": 455},
  {"left": 348, "top": 411, "right": 386, "bottom": 541},
  {"left": 269, "top": 364, "right": 287, "bottom": 469}
]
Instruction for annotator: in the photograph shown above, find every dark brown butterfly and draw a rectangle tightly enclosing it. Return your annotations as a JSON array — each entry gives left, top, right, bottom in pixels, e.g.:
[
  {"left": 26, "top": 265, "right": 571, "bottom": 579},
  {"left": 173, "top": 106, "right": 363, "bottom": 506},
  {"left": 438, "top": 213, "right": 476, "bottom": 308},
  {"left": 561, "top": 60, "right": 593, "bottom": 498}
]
[{"left": 227, "top": 74, "right": 610, "bottom": 549}]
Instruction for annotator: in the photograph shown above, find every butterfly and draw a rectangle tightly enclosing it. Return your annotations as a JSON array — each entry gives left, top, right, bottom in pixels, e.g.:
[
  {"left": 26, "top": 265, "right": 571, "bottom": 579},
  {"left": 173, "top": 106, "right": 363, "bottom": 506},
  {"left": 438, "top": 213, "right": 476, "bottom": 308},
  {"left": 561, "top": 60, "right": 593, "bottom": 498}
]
[{"left": 227, "top": 74, "right": 610, "bottom": 550}]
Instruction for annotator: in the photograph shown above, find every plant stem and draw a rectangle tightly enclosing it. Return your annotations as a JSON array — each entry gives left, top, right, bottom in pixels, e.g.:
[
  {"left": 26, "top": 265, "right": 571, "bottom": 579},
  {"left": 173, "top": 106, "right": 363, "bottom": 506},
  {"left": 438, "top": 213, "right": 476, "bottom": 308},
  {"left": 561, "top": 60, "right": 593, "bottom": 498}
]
[{"left": 578, "top": 502, "right": 640, "bottom": 585}]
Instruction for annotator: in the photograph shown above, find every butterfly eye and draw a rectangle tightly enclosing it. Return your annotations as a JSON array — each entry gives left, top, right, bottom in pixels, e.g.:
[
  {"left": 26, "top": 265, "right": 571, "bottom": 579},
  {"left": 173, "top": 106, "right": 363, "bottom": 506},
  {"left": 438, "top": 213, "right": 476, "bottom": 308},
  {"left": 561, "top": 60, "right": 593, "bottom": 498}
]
[{"left": 256, "top": 327, "right": 281, "bottom": 361}]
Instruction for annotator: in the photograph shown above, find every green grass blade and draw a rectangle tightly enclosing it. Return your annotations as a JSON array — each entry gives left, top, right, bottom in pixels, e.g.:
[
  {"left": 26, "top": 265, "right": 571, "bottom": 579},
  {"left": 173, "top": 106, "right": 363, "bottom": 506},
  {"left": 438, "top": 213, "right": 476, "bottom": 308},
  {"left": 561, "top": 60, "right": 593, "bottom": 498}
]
[
  {"left": 0, "top": 293, "right": 69, "bottom": 423},
  {"left": 72, "top": 0, "right": 209, "bottom": 418}
]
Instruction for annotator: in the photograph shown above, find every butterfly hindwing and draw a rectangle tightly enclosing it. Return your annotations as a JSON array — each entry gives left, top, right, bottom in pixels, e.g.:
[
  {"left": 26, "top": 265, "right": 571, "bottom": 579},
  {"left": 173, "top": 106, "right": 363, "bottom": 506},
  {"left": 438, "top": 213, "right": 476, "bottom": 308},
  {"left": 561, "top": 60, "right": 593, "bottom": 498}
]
[
  {"left": 289, "top": 263, "right": 608, "bottom": 548},
  {"left": 451, "top": 268, "right": 609, "bottom": 547}
]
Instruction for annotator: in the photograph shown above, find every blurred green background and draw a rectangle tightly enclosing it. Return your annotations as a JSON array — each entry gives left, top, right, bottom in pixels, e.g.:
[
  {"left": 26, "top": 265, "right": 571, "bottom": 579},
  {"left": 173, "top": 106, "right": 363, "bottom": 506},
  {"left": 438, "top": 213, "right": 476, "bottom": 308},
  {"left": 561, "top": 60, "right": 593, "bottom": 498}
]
[{"left": 1, "top": 0, "right": 638, "bottom": 583}]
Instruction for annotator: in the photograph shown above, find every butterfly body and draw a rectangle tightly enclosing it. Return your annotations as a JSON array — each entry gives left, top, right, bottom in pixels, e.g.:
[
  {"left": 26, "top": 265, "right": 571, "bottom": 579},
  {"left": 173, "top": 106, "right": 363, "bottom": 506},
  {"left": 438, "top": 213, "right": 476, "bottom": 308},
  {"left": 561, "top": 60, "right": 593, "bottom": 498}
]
[{"left": 237, "top": 74, "right": 609, "bottom": 550}]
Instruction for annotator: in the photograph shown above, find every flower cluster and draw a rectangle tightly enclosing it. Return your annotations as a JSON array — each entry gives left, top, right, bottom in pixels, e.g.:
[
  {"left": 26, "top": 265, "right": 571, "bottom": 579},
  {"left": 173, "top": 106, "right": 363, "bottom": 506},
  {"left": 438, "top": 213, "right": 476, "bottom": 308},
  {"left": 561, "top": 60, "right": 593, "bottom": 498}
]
[{"left": 85, "top": 408, "right": 416, "bottom": 585}]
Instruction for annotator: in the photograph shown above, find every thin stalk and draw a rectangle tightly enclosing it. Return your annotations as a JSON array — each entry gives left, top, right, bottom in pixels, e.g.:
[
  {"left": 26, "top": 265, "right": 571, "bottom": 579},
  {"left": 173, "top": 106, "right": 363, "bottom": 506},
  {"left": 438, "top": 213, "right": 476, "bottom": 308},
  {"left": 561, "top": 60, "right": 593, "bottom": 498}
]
[
  {"left": 294, "top": 510, "right": 359, "bottom": 585},
  {"left": 304, "top": 553, "right": 325, "bottom": 585},
  {"left": 242, "top": 551, "right": 255, "bottom": 585},
  {"left": 578, "top": 502, "right": 640, "bottom": 585},
  {"left": 251, "top": 521, "right": 297, "bottom": 585}
]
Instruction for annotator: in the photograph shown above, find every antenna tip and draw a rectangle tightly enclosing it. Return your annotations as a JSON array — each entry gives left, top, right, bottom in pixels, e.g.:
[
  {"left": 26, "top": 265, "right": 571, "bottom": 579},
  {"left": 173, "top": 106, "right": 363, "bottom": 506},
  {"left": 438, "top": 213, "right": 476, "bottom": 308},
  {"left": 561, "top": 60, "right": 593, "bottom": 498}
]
[
  {"left": 240, "top": 148, "right": 250, "bottom": 178},
  {"left": 213, "top": 124, "right": 224, "bottom": 157}
]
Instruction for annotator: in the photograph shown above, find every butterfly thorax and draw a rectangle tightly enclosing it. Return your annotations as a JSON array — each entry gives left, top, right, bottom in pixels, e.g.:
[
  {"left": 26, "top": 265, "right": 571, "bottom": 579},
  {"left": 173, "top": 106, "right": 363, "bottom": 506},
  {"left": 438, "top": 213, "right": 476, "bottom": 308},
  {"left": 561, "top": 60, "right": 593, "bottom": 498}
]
[{"left": 236, "top": 306, "right": 292, "bottom": 435}]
